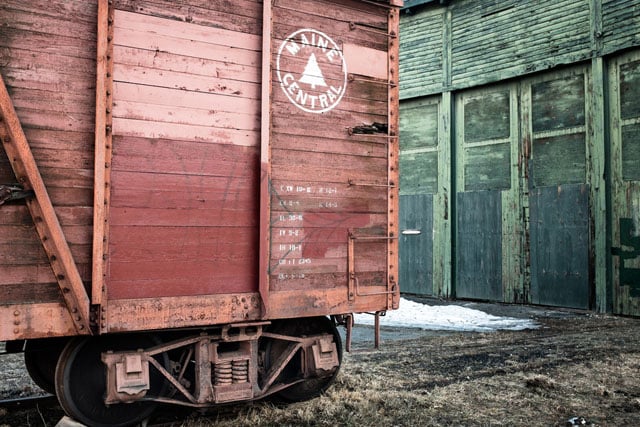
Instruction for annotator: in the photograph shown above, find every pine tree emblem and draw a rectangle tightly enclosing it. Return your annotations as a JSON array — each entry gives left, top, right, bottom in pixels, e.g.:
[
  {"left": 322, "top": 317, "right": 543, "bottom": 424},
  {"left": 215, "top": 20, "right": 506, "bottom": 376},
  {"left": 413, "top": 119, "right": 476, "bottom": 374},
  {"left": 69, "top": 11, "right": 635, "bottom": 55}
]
[{"left": 299, "top": 53, "right": 327, "bottom": 89}]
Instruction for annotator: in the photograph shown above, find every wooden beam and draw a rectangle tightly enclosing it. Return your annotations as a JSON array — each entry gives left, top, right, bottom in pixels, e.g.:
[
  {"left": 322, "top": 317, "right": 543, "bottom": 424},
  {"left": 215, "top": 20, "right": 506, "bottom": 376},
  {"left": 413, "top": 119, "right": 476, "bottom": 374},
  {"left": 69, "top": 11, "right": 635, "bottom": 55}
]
[
  {"left": 388, "top": 6, "right": 401, "bottom": 310},
  {"left": 259, "top": 0, "right": 273, "bottom": 317},
  {"left": 0, "top": 74, "right": 91, "bottom": 335},
  {"left": 92, "top": 0, "right": 115, "bottom": 313}
]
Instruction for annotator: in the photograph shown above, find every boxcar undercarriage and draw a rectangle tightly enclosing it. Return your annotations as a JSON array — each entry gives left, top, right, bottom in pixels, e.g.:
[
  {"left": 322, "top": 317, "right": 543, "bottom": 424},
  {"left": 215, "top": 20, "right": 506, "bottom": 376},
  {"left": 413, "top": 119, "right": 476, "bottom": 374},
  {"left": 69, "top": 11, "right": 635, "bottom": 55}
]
[{"left": 10, "top": 316, "right": 345, "bottom": 426}]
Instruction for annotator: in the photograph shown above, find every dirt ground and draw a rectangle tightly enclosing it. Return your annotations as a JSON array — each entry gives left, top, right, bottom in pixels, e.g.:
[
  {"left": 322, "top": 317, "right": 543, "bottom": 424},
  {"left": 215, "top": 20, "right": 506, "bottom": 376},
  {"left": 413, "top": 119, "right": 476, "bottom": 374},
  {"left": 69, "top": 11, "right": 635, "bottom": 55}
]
[{"left": 1, "top": 304, "right": 640, "bottom": 426}]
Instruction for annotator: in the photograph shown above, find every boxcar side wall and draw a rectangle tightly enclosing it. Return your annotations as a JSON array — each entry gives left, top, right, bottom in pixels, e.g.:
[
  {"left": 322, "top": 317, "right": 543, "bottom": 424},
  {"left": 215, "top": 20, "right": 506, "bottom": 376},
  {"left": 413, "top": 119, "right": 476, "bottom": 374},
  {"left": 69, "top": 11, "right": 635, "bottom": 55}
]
[
  {"left": 0, "top": 1, "right": 97, "bottom": 340},
  {"left": 0, "top": 0, "right": 400, "bottom": 339}
]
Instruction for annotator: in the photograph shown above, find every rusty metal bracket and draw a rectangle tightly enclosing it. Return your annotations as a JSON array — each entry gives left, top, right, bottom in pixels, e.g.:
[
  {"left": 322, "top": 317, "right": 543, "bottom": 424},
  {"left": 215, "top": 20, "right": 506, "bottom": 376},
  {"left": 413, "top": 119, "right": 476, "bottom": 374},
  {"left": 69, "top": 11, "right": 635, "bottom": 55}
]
[
  {"left": 0, "top": 73, "right": 92, "bottom": 335},
  {"left": 0, "top": 184, "right": 33, "bottom": 205}
]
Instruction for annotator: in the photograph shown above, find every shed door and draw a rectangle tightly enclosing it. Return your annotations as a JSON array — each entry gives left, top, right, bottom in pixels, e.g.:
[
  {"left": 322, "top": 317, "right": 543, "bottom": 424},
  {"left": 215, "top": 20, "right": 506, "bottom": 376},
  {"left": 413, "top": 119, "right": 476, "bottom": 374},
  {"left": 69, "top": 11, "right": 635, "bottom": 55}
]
[
  {"left": 454, "top": 85, "right": 520, "bottom": 302},
  {"left": 399, "top": 97, "right": 439, "bottom": 295},
  {"left": 610, "top": 51, "right": 640, "bottom": 316},
  {"left": 523, "top": 69, "right": 591, "bottom": 309}
]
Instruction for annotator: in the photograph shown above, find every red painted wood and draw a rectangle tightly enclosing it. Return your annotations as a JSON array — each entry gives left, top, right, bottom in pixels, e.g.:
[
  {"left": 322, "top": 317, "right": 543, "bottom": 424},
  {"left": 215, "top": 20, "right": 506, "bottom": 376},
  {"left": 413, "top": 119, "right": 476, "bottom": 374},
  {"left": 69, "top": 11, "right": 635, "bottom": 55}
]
[{"left": 114, "top": 0, "right": 263, "bottom": 35}]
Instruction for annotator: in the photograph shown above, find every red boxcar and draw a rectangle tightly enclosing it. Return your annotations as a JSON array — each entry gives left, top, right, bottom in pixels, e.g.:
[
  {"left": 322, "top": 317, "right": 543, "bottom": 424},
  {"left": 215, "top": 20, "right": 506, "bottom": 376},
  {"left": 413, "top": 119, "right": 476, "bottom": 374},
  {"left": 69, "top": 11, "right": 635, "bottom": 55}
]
[{"left": 0, "top": 0, "right": 401, "bottom": 424}]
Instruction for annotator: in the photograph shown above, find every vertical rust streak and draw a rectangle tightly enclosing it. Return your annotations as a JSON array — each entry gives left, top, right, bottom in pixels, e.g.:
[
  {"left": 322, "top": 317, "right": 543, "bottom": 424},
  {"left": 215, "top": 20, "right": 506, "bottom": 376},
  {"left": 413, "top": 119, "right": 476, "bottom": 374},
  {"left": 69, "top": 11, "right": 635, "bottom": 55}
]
[
  {"left": 387, "top": 6, "right": 401, "bottom": 310},
  {"left": 0, "top": 74, "right": 91, "bottom": 334},
  {"left": 92, "top": 0, "right": 114, "bottom": 311},
  {"left": 259, "top": 0, "right": 273, "bottom": 317},
  {"left": 348, "top": 235, "right": 355, "bottom": 301}
]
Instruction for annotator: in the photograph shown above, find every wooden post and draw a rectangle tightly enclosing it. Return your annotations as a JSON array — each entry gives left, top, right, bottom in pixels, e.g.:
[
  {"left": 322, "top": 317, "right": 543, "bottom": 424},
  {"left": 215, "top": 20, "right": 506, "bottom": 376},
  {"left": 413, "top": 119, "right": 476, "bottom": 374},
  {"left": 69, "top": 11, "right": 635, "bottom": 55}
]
[
  {"left": 92, "top": 0, "right": 115, "bottom": 314},
  {"left": 0, "top": 74, "right": 91, "bottom": 335},
  {"left": 259, "top": 0, "right": 273, "bottom": 318}
]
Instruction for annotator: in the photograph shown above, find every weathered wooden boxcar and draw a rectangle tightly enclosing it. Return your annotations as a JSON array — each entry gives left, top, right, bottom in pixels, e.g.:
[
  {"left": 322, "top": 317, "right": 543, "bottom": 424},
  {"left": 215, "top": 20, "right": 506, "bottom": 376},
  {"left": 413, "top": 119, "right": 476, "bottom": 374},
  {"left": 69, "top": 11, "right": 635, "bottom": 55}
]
[{"left": 0, "top": 0, "right": 401, "bottom": 424}]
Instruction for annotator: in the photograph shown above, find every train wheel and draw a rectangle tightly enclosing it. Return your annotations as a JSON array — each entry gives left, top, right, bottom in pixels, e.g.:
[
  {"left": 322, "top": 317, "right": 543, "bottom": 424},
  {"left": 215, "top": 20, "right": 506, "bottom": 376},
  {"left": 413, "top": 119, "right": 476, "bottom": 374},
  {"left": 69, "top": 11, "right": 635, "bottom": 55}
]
[
  {"left": 264, "top": 316, "right": 343, "bottom": 402},
  {"left": 55, "top": 334, "right": 166, "bottom": 427},
  {"left": 24, "top": 338, "right": 69, "bottom": 394}
]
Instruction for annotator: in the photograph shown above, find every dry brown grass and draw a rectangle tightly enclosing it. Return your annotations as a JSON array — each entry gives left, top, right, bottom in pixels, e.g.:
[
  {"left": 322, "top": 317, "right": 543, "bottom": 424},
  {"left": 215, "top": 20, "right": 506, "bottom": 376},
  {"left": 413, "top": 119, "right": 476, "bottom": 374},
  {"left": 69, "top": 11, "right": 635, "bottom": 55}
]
[{"left": 174, "top": 314, "right": 640, "bottom": 427}]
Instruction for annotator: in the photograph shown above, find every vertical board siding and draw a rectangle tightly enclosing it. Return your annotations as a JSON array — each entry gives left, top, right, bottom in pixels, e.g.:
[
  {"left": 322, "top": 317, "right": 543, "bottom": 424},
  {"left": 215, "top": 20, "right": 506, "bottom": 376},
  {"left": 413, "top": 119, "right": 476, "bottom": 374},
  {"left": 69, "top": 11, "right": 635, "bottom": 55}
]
[
  {"left": 0, "top": 1, "right": 96, "bottom": 311},
  {"left": 456, "top": 191, "right": 503, "bottom": 301},
  {"left": 106, "top": 2, "right": 262, "bottom": 299},
  {"left": 400, "top": 194, "right": 433, "bottom": 295},
  {"left": 610, "top": 52, "right": 640, "bottom": 315},
  {"left": 529, "top": 184, "right": 590, "bottom": 309}
]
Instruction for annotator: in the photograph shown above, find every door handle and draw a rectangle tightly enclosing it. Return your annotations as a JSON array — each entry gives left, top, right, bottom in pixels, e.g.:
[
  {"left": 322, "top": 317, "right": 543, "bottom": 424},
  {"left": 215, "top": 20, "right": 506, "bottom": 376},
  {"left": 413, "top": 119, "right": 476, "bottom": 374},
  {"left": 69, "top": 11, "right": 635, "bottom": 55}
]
[{"left": 401, "top": 229, "right": 421, "bottom": 235}]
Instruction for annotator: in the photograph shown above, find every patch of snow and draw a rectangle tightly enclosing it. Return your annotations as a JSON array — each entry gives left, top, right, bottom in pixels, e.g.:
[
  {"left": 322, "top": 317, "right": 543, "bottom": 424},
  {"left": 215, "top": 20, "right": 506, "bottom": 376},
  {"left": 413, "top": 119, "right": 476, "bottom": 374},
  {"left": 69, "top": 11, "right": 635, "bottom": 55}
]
[{"left": 354, "top": 298, "right": 538, "bottom": 332}]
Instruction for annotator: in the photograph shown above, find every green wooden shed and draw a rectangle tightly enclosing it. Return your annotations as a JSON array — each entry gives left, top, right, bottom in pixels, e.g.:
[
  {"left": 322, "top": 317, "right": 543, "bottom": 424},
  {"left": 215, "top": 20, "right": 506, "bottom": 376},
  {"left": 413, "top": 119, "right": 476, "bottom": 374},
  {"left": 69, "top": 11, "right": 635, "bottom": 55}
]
[{"left": 399, "top": 0, "right": 640, "bottom": 315}]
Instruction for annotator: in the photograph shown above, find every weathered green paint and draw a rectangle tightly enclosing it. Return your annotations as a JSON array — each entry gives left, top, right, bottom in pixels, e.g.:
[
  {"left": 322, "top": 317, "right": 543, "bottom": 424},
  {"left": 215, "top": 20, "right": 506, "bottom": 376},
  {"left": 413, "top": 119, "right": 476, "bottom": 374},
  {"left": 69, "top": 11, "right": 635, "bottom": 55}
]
[
  {"left": 456, "top": 191, "right": 503, "bottom": 301},
  {"left": 454, "top": 84, "right": 521, "bottom": 303},
  {"left": 399, "top": 0, "right": 640, "bottom": 99},
  {"left": 609, "top": 51, "right": 640, "bottom": 316},
  {"left": 399, "top": 0, "right": 640, "bottom": 314},
  {"left": 399, "top": 94, "right": 451, "bottom": 297},
  {"left": 588, "top": 56, "right": 609, "bottom": 313},
  {"left": 529, "top": 184, "right": 591, "bottom": 309},
  {"left": 400, "top": 194, "right": 433, "bottom": 295}
]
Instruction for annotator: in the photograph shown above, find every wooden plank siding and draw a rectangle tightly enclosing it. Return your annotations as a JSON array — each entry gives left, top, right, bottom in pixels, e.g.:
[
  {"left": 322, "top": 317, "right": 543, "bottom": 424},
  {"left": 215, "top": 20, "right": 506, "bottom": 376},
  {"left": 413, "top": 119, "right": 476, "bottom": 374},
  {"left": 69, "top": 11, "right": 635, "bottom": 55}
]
[
  {"left": 0, "top": 0, "right": 401, "bottom": 337},
  {"left": 400, "top": 0, "right": 640, "bottom": 99},
  {"left": 0, "top": 0, "right": 96, "bottom": 338},
  {"left": 399, "top": 0, "right": 640, "bottom": 313},
  {"left": 266, "top": 0, "right": 396, "bottom": 302},
  {"left": 106, "top": 2, "right": 262, "bottom": 300}
]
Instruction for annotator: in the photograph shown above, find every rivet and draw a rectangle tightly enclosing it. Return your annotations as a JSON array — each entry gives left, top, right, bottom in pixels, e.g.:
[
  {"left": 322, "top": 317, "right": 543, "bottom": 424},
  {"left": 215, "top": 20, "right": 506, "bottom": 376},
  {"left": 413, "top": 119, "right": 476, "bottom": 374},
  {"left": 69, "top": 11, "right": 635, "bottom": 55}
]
[
  {"left": 13, "top": 310, "right": 20, "bottom": 316},
  {"left": 58, "top": 274, "right": 65, "bottom": 280},
  {"left": 72, "top": 308, "right": 78, "bottom": 313},
  {"left": 62, "top": 287, "right": 70, "bottom": 293},
  {"left": 13, "top": 328, "right": 19, "bottom": 334},
  {"left": 14, "top": 320, "right": 20, "bottom": 326},
  {"left": 50, "top": 255, "right": 57, "bottom": 261}
]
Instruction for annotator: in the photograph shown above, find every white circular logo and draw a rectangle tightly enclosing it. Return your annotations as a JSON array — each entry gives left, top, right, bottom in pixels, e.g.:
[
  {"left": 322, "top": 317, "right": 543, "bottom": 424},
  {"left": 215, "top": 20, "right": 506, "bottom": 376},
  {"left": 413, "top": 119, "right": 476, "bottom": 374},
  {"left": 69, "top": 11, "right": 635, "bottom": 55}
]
[{"left": 276, "top": 29, "right": 348, "bottom": 114}]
